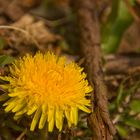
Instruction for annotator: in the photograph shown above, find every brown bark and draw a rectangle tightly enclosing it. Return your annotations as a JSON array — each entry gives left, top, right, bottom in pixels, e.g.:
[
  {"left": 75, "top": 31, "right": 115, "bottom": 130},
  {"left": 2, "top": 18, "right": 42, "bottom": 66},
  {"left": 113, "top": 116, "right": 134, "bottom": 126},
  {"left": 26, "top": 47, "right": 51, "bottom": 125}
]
[{"left": 70, "top": 0, "right": 116, "bottom": 139}]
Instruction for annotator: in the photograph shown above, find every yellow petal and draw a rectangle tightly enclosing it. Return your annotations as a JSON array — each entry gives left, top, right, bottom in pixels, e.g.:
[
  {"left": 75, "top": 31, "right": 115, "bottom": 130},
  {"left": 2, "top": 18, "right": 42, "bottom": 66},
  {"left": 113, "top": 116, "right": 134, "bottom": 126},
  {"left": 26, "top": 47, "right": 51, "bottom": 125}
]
[
  {"left": 0, "top": 84, "right": 9, "bottom": 89},
  {"left": 8, "top": 92, "right": 23, "bottom": 97},
  {"left": 13, "top": 115, "right": 21, "bottom": 120},
  {"left": 70, "top": 107, "right": 74, "bottom": 124},
  {"left": 70, "top": 107, "right": 78, "bottom": 125},
  {"left": 5, "top": 102, "right": 16, "bottom": 112},
  {"left": 47, "top": 106, "right": 55, "bottom": 122},
  {"left": 57, "top": 57, "right": 66, "bottom": 66},
  {"left": 55, "top": 107, "right": 63, "bottom": 131},
  {"left": 12, "top": 101, "right": 26, "bottom": 112},
  {"left": 77, "top": 104, "right": 91, "bottom": 113},
  {"left": 0, "top": 76, "right": 9, "bottom": 81},
  {"left": 30, "top": 107, "right": 41, "bottom": 131},
  {"left": 39, "top": 104, "right": 47, "bottom": 129},
  {"left": 5, "top": 98, "right": 19, "bottom": 112},
  {"left": 65, "top": 109, "right": 70, "bottom": 120},
  {"left": 48, "top": 106, "right": 55, "bottom": 132},
  {"left": 65, "top": 109, "right": 72, "bottom": 127},
  {"left": 27, "top": 105, "right": 38, "bottom": 115},
  {"left": 68, "top": 121, "right": 72, "bottom": 128},
  {"left": 3, "top": 98, "right": 16, "bottom": 106},
  {"left": 78, "top": 99, "right": 91, "bottom": 106},
  {"left": 48, "top": 117, "right": 54, "bottom": 132},
  {"left": 85, "top": 86, "right": 93, "bottom": 93},
  {"left": 15, "top": 108, "right": 27, "bottom": 116}
]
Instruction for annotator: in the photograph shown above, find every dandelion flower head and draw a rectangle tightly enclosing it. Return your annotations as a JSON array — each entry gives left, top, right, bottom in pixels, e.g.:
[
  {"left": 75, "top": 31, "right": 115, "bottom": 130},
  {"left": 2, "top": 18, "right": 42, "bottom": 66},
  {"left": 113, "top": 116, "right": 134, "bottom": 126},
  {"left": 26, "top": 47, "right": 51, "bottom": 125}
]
[{"left": 0, "top": 52, "right": 93, "bottom": 132}]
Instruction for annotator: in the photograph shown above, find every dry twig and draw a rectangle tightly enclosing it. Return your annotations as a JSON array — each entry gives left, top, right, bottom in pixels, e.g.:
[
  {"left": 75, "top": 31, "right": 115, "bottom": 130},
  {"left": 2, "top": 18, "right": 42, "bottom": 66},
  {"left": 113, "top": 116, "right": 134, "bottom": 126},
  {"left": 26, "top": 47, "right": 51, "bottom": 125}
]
[{"left": 70, "top": 0, "right": 116, "bottom": 139}]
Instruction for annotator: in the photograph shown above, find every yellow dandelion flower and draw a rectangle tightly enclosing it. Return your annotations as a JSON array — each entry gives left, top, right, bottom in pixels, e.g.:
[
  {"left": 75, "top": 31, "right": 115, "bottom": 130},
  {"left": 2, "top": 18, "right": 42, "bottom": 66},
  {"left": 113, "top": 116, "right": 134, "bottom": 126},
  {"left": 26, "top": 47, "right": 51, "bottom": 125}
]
[{"left": 0, "top": 52, "right": 93, "bottom": 132}]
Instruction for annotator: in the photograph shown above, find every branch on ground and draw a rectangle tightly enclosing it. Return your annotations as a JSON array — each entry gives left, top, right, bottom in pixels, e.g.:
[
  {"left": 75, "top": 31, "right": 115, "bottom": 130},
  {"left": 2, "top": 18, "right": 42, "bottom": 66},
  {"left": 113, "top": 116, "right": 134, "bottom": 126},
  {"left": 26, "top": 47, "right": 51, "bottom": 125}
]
[{"left": 70, "top": 0, "right": 116, "bottom": 139}]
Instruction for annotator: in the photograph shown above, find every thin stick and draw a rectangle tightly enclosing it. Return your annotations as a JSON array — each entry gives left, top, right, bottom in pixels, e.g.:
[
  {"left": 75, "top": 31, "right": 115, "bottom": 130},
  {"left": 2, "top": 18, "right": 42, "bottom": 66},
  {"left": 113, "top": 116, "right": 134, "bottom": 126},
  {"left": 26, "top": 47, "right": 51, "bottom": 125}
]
[{"left": 16, "top": 128, "right": 27, "bottom": 140}]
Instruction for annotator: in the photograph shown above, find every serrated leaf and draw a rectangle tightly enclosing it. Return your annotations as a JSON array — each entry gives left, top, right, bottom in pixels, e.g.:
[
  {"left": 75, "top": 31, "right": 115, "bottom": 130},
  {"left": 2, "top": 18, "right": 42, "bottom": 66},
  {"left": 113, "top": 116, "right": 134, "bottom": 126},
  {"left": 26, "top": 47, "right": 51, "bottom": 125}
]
[
  {"left": 0, "top": 55, "right": 14, "bottom": 67},
  {"left": 116, "top": 124, "right": 128, "bottom": 138},
  {"left": 130, "top": 100, "right": 140, "bottom": 114}
]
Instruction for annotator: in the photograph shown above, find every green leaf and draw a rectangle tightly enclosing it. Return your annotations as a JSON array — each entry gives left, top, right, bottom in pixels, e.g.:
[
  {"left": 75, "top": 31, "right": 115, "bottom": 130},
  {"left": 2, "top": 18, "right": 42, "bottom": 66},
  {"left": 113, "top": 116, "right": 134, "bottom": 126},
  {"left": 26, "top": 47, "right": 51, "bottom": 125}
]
[
  {"left": 130, "top": 100, "right": 140, "bottom": 114},
  {"left": 109, "top": 102, "right": 116, "bottom": 112},
  {"left": 5, "top": 120, "right": 24, "bottom": 132},
  {"left": 124, "top": 116, "right": 140, "bottom": 129},
  {"left": 116, "top": 80, "right": 140, "bottom": 108},
  {"left": 0, "top": 55, "right": 14, "bottom": 67},
  {"left": 116, "top": 124, "right": 128, "bottom": 138},
  {"left": 101, "top": 0, "right": 133, "bottom": 53},
  {"left": 128, "top": 81, "right": 140, "bottom": 94},
  {"left": 116, "top": 81, "right": 124, "bottom": 107}
]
